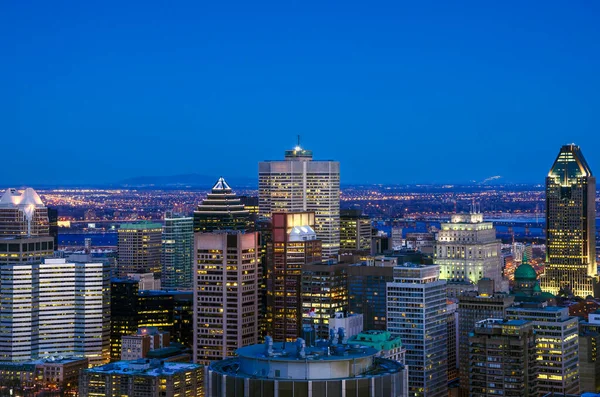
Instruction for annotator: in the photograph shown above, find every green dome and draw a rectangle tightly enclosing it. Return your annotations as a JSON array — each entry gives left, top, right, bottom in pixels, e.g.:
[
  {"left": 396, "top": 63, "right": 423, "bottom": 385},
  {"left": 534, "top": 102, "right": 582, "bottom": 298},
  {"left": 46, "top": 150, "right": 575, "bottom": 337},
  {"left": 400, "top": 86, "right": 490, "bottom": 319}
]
[
  {"left": 532, "top": 282, "right": 542, "bottom": 293},
  {"left": 514, "top": 263, "right": 537, "bottom": 280}
]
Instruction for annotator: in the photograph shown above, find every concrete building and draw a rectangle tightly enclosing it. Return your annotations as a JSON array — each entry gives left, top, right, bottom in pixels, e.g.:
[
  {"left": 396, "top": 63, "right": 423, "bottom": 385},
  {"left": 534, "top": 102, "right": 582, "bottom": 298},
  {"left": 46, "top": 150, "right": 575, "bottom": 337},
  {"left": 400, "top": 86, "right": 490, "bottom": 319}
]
[
  {"left": 0, "top": 257, "right": 110, "bottom": 366},
  {"left": 117, "top": 222, "right": 162, "bottom": 277},
  {"left": 266, "top": 212, "right": 322, "bottom": 342},
  {"left": 193, "top": 232, "right": 259, "bottom": 365},
  {"left": 435, "top": 212, "right": 507, "bottom": 291},
  {"left": 348, "top": 330, "right": 405, "bottom": 363},
  {"left": 542, "top": 144, "right": 598, "bottom": 297},
  {"left": 79, "top": 359, "right": 203, "bottom": 397},
  {"left": 121, "top": 327, "right": 170, "bottom": 361},
  {"left": 193, "top": 177, "right": 252, "bottom": 233},
  {"left": 457, "top": 280, "right": 515, "bottom": 395},
  {"left": 127, "top": 272, "right": 161, "bottom": 290},
  {"left": 468, "top": 319, "right": 538, "bottom": 397},
  {"left": 0, "top": 357, "right": 88, "bottom": 394},
  {"left": 205, "top": 340, "right": 408, "bottom": 397},
  {"left": 506, "top": 303, "right": 579, "bottom": 396},
  {"left": 579, "top": 310, "right": 600, "bottom": 393},
  {"left": 259, "top": 144, "right": 340, "bottom": 260},
  {"left": 301, "top": 261, "right": 348, "bottom": 339},
  {"left": 161, "top": 211, "right": 193, "bottom": 290},
  {"left": 339, "top": 209, "right": 372, "bottom": 253},
  {"left": 328, "top": 312, "right": 364, "bottom": 340},
  {"left": 387, "top": 264, "right": 447, "bottom": 397}
]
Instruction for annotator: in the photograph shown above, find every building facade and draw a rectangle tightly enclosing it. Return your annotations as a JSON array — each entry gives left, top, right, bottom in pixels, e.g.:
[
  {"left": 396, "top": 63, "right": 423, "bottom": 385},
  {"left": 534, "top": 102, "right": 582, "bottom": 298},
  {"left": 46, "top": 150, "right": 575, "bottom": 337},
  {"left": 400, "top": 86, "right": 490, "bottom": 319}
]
[
  {"left": 457, "top": 282, "right": 514, "bottom": 395},
  {"left": 468, "top": 319, "right": 538, "bottom": 397},
  {"left": 266, "top": 212, "right": 322, "bottom": 342},
  {"left": 579, "top": 311, "right": 600, "bottom": 393},
  {"left": 205, "top": 340, "right": 408, "bottom": 397},
  {"left": 541, "top": 144, "right": 598, "bottom": 297},
  {"left": 0, "top": 188, "right": 49, "bottom": 237},
  {"left": 79, "top": 360, "right": 203, "bottom": 397},
  {"left": 117, "top": 222, "right": 162, "bottom": 277},
  {"left": 435, "top": 212, "right": 506, "bottom": 291},
  {"left": 193, "top": 232, "right": 260, "bottom": 365},
  {"left": 162, "top": 211, "right": 194, "bottom": 289},
  {"left": 259, "top": 145, "right": 340, "bottom": 259},
  {"left": 301, "top": 261, "right": 348, "bottom": 339},
  {"left": 0, "top": 258, "right": 110, "bottom": 366},
  {"left": 340, "top": 209, "right": 372, "bottom": 253},
  {"left": 506, "top": 304, "right": 580, "bottom": 396},
  {"left": 193, "top": 177, "right": 252, "bottom": 233},
  {"left": 387, "top": 264, "right": 447, "bottom": 397}
]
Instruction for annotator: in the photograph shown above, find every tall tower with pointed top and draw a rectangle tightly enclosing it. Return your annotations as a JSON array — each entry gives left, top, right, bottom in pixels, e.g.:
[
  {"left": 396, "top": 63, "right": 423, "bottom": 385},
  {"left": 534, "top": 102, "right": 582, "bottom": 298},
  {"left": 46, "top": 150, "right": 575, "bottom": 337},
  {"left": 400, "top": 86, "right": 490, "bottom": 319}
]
[
  {"left": 193, "top": 177, "right": 252, "bottom": 233},
  {"left": 541, "top": 144, "right": 598, "bottom": 297},
  {"left": 259, "top": 145, "right": 340, "bottom": 259}
]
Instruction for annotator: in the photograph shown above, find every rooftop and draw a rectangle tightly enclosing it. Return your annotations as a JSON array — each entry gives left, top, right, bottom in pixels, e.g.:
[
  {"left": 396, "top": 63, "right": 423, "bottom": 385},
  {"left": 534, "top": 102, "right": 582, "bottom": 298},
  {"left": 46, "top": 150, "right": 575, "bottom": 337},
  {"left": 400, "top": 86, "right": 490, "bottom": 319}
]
[
  {"left": 0, "top": 187, "right": 45, "bottom": 208},
  {"left": 83, "top": 359, "right": 200, "bottom": 377},
  {"left": 236, "top": 341, "right": 379, "bottom": 363}
]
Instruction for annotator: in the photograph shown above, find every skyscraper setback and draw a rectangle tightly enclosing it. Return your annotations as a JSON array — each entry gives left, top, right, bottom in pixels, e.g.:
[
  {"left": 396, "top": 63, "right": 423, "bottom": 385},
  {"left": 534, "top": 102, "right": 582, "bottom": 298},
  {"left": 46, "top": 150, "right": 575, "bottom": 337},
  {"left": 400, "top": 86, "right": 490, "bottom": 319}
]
[
  {"left": 541, "top": 144, "right": 598, "bottom": 297},
  {"left": 259, "top": 145, "right": 340, "bottom": 259}
]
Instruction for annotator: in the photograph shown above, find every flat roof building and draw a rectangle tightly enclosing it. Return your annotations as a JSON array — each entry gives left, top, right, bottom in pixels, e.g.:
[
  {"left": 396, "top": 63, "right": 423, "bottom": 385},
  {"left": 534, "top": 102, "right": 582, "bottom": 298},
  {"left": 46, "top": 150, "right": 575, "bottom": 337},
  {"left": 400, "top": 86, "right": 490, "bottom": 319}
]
[{"left": 205, "top": 339, "right": 408, "bottom": 397}]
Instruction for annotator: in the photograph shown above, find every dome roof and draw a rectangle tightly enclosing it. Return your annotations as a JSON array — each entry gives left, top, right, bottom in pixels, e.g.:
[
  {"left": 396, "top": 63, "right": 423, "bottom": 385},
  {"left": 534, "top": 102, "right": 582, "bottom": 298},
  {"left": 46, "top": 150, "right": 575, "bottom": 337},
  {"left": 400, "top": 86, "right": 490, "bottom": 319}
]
[{"left": 514, "top": 263, "right": 537, "bottom": 281}]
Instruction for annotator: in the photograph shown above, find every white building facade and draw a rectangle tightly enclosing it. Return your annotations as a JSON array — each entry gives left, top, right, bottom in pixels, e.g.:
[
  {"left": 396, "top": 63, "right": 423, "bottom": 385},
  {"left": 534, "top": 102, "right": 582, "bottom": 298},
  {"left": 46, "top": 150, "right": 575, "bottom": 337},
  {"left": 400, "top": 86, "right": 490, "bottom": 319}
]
[{"left": 259, "top": 146, "right": 340, "bottom": 260}]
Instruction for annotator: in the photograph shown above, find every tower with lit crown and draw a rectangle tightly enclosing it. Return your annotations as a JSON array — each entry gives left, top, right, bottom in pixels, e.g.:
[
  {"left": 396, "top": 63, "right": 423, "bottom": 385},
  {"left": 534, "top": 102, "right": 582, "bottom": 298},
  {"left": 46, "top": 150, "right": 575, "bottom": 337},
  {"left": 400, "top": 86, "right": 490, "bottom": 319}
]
[
  {"left": 541, "top": 144, "right": 598, "bottom": 297},
  {"left": 259, "top": 141, "right": 340, "bottom": 259}
]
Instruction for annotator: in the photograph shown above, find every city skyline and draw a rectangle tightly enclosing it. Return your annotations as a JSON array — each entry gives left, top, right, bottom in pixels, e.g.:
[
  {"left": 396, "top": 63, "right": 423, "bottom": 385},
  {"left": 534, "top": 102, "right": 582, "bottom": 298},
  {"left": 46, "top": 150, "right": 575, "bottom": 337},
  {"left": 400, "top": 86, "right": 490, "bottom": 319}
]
[{"left": 3, "top": 2, "right": 600, "bottom": 185}]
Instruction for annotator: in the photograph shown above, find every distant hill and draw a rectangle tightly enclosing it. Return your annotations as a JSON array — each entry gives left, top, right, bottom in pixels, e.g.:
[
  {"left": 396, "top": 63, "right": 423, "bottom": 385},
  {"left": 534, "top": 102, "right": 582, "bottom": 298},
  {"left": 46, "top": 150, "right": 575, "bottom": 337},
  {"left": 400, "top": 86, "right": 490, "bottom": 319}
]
[{"left": 118, "top": 174, "right": 257, "bottom": 188}]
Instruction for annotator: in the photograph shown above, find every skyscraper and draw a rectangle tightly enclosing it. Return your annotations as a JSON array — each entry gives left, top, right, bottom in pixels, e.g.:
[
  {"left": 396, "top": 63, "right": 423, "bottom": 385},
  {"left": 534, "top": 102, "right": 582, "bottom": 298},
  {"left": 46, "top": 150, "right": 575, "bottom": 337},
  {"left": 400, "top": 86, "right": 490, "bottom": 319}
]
[
  {"left": 468, "top": 319, "right": 538, "bottom": 397},
  {"left": 506, "top": 303, "right": 579, "bottom": 396},
  {"left": 435, "top": 212, "right": 507, "bottom": 291},
  {"left": 301, "top": 261, "right": 348, "bottom": 339},
  {"left": 541, "top": 144, "right": 598, "bottom": 297},
  {"left": 0, "top": 188, "right": 49, "bottom": 237},
  {"left": 193, "top": 232, "right": 259, "bottom": 364},
  {"left": 259, "top": 144, "right": 340, "bottom": 259},
  {"left": 161, "top": 211, "right": 193, "bottom": 290},
  {"left": 387, "top": 264, "right": 448, "bottom": 397},
  {"left": 457, "top": 279, "right": 515, "bottom": 396},
  {"left": 193, "top": 177, "right": 252, "bottom": 233},
  {"left": 265, "top": 212, "right": 322, "bottom": 341},
  {"left": 117, "top": 222, "right": 162, "bottom": 277},
  {"left": 340, "top": 209, "right": 372, "bottom": 253},
  {"left": 0, "top": 257, "right": 110, "bottom": 366}
]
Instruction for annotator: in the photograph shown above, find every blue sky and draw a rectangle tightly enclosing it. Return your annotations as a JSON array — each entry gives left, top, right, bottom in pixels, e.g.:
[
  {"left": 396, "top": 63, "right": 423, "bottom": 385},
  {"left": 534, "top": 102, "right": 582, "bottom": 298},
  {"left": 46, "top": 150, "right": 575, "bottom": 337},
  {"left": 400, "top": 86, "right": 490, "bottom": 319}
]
[{"left": 2, "top": 1, "right": 600, "bottom": 185}]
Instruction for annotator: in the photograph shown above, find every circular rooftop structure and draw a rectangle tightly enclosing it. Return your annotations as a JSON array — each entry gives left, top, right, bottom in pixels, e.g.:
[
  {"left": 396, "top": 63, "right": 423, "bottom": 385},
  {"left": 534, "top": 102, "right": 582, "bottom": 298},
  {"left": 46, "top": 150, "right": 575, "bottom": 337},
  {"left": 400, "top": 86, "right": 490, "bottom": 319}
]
[{"left": 514, "top": 263, "right": 537, "bottom": 280}]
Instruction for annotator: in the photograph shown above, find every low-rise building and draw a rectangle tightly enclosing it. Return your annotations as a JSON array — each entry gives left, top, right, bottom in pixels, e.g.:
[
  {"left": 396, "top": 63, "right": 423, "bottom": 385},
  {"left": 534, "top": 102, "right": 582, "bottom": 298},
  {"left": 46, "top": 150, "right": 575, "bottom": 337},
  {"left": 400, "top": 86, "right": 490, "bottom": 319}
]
[
  {"left": 79, "top": 359, "right": 203, "bottom": 397},
  {"left": 348, "top": 330, "right": 405, "bottom": 363}
]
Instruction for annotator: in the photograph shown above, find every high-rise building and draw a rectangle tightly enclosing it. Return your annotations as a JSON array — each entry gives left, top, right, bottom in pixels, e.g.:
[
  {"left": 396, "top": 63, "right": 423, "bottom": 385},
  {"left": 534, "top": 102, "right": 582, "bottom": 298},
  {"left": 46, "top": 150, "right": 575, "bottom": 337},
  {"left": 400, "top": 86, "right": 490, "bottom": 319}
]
[
  {"left": 301, "top": 261, "right": 348, "bottom": 339},
  {"left": 457, "top": 280, "right": 515, "bottom": 395},
  {"left": 579, "top": 310, "right": 600, "bottom": 393},
  {"left": 447, "top": 299, "right": 459, "bottom": 383},
  {"left": 0, "top": 188, "right": 49, "bottom": 237},
  {"left": 193, "top": 177, "right": 252, "bottom": 233},
  {"left": 109, "top": 280, "right": 176, "bottom": 360},
  {"left": 48, "top": 207, "right": 59, "bottom": 248},
  {"left": 79, "top": 360, "right": 203, "bottom": 397},
  {"left": 161, "top": 211, "right": 193, "bottom": 290},
  {"left": 204, "top": 340, "right": 408, "bottom": 397},
  {"left": 541, "top": 144, "right": 598, "bottom": 297},
  {"left": 259, "top": 145, "right": 340, "bottom": 259},
  {"left": 340, "top": 209, "right": 372, "bottom": 253},
  {"left": 468, "top": 318, "right": 538, "bottom": 397},
  {"left": 117, "top": 222, "right": 162, "bottom": 277},
  {"left": 0, "top": 258, "right": 110, "bottom": 366},
  {"left": 348, "top": 261, "right": 395, "bottom": 331},
  {"left": 193, "top": 232, "right": 259, "bottom": 365},
  {"left": 506, "top": 303, "right": 579, "bottom": 396},
  {"left": 266, "top": 212, "right": 322, "bottom": 342},
  {"left": 387, "top": 264, "right": 447, "bottom": 397},
  {"left": 435, "top": 212, "right": 507, "bottom": 291}
]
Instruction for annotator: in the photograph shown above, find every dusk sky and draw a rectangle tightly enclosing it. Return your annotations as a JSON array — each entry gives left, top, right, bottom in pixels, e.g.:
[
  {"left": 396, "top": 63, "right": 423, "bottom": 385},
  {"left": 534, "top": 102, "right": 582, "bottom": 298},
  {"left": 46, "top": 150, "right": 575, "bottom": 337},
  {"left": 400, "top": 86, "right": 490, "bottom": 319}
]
[{"left": 2, "top": 1, "right": 600, "bottom": 185}]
